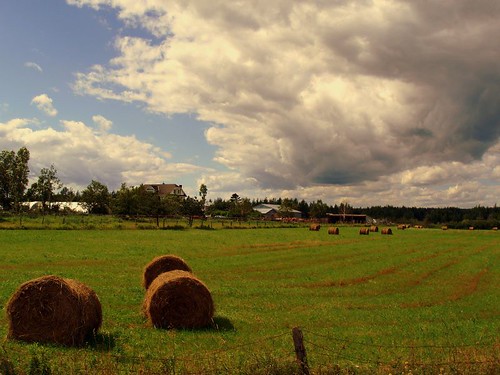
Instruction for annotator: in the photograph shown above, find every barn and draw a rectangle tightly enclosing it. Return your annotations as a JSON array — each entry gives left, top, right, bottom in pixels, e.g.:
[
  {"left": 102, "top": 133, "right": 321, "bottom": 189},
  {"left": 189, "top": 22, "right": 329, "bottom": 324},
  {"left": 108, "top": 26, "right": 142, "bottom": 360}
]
[{"left": 253, "top": 204, "right": 302, "bottom": 220}]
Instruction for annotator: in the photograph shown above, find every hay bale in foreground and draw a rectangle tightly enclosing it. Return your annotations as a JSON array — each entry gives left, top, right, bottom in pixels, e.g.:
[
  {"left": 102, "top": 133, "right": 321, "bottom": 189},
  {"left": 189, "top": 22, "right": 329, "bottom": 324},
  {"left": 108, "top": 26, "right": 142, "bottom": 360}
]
[
  {"left": 381, "top": 228, "right": 392, "bottom": 235},
  {"left": 309, "top": 224, "right": 321, "bottom": 231},
  {"left": 328, "top": 227, "right": 339, "bottom": 235},
  {"left": 143, "top": 270, "right": 214, "bottom": 329},
  {"left": 6, "top": 275, "right": 101, "bottom": 346},
  {"left": 359, "top": 228, "right": 370, "bottom": 235},
  {"left": 143, "top": 255, "right": 192, "bottom": 289}
]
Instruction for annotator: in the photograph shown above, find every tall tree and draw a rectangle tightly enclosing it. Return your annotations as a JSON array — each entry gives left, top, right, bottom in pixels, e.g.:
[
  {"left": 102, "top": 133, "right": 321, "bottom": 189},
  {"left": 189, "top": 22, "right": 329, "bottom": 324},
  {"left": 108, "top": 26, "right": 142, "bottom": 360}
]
[
  {"left": 112, "top": 183, "right": 140, "bottom": 215},
  {"left": 199, "top": 183, "right": 208, "bottom": 207},
  {"left": 81, "top": 180, "right": 111, "bottom": 214},
  {"left": 0, "top": 147, "right": 30, "bottom": 211},
  {"left": 28, "top": 164, "right": 62, "bottom": 211}
]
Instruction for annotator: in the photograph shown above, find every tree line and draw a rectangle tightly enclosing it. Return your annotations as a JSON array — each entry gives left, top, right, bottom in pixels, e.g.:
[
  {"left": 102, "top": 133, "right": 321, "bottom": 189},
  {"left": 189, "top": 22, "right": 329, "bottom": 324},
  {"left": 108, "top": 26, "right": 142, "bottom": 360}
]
[{"left": 1, "top": 147, "right": 499, "bottom": 228}]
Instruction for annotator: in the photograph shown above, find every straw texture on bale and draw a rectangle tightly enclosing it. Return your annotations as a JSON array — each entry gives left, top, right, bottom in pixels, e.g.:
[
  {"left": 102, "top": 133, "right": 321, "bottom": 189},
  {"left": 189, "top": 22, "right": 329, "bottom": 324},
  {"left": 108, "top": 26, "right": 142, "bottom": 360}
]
[
  {"left": 381, "top": 228, "right": 393, "bottom": 235},
  {"left": 397, "top": 224, "right": 406, "bottom": 230},
  {"left": 359, "top": 228, "right": 370, "bottom": 235},
  {"left": 143, "top": 255, "right": 192, "bottom": 289},
  {"left": 328, "top": 227, "right": 339, "bottom": 235},
  {"left": 143, "top": 270, "right": 214, "bottom": 329},
  {"left": 6, "top": 275, "right": 101, "bottom": 346},
  {"left": 309, "top": 224, "right": 321, "bottom": 231},
  {"left": 370, "top": 225, "right": 379, "bottom": 232},
  {"left": 442, "top": 226, "right": 448, "bottom": 230}
]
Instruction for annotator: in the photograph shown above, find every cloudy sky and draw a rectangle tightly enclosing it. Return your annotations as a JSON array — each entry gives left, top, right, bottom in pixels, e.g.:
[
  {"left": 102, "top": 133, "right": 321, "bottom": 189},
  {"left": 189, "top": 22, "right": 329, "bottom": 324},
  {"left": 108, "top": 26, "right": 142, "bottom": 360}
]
[{"left": 1, "top": 0, "right": 498, "bottom": 207}]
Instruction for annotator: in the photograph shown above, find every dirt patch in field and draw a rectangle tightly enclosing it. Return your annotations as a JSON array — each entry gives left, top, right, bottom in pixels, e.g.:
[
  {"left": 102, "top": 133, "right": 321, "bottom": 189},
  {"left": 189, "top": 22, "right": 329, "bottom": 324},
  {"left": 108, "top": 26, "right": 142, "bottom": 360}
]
[
  {"left": 407, "top": 260, "right": 459, "bottom": 287},
  {"left": 401, "top": 268, "right": 489, "bottom": 308},
  {"left": 306, "top": 266, "right": 398, "bottom": 288},
  {"left": 219, "top": 239, "right": 366, "bottom": 256}
]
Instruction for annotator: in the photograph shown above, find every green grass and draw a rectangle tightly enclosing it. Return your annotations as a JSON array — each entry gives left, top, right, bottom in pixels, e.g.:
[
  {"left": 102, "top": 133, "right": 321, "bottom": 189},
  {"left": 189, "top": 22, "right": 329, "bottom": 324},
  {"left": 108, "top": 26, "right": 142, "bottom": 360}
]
[{"left": 0, "top": 227, "right": 498, "bottom": 374}]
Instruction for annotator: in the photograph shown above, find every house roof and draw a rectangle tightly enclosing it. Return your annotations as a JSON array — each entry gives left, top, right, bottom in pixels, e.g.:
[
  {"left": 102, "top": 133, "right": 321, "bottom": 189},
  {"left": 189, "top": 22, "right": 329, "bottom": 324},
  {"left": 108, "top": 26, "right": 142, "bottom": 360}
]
[
  {"left": 144, "top": 183, "right": 186, "bottom": 197},
  {"left": 253, "top": 203, "right": 302, "bottom": 215}
]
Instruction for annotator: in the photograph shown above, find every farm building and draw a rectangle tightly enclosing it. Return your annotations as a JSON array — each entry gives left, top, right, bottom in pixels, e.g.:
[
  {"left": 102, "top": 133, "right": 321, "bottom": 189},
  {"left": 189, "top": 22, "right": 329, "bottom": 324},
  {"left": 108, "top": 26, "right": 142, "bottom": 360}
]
[
  {"left": 24, "top": 202, "right": 87, "bottom": 213},
  {"left": 143, "top": 183, "right": 187, "bottom": 199},
  {"left": 326, "top": 213, "right": 367, "bottom": 224},
  {"left": 253, "top": 204, "right": 302, "bottom": 219}
]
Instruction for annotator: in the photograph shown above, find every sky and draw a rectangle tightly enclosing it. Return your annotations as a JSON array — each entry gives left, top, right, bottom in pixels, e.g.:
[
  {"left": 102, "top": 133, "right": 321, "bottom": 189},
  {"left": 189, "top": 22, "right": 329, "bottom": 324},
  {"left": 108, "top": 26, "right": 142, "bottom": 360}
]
[{"left": 0, "top": 0, "right": 499, "bottom": 208}]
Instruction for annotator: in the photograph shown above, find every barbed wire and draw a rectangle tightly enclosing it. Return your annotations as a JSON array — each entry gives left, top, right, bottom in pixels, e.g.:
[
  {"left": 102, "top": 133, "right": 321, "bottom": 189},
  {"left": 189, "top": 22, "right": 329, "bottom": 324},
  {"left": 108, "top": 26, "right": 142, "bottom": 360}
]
[
  {"left": 6, "top": 327, "right": 498, "bottom": 373},
  {"left": 302, "top": 328, "right": 498, "bottom": 349}
]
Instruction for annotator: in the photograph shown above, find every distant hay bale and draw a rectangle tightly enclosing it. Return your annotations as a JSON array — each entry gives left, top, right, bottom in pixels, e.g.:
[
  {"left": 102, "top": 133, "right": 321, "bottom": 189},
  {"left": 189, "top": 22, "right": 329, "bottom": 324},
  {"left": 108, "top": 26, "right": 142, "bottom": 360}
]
[
  {"left": 493, "top": 227, "right": 498, "bottom": 231},
  {"left": 6, "top": 275, "right": 101, "bottom": 346},
  {"left": 469, "top": 226, "right": 474, "bottom": 231},
  {"left": 143, "top": 255, "right": 192, "bottom": 289},
  {"left": 143, "top": 270, "right": 214, "bottom": 329},
  {"left": 442, "top": 226, "right": 448, "bottom": 230},
  {"left": 309, "top": 224, "right": 321, "bottom": 231},
  {"left": 359, "top": 228, "right": 370, "bottom": 235},
  {"left": 397, "top": 224, "right": 406, "bottom": 230},
  {"left": 381, "top": 228, "right": 392, "bottom": 235},
  {"left": 328, "top": 227, "right": 339, "bottom": 235},
  {"left": 369, "top": 225, "right": 378, "bottom": 232}
]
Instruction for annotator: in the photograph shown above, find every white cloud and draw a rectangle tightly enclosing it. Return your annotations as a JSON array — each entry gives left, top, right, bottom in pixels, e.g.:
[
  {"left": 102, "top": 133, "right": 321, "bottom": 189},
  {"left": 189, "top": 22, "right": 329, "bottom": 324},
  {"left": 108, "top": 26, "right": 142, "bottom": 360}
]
[
  {"left": 24, "top": 62, "right": 43, "bottom": 72},
  {"left": 31, "top": 94, "right": 58, "bottom": 117},
  {"left": 67, "top": 0, "right": 500, "bottom": 206},
  {"left": 0, "top": 117, "right": 207, "bottom": 190},
  {"left": 92, "top": 114, "right": 113, "bottom": 132}
]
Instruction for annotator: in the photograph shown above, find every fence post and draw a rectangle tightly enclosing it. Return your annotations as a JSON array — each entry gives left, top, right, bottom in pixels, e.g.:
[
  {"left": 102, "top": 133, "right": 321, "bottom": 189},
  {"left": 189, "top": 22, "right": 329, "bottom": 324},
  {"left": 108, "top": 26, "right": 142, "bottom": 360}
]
[{"left": 292, "top": 327, "right": 310, "bottom": 375}]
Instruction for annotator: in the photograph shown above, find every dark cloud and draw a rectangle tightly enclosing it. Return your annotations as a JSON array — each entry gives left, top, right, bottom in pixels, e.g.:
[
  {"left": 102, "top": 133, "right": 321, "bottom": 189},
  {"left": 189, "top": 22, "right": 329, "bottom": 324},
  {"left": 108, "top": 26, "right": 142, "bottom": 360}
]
[{"left": 69, "top": 0, "right": 499, "bottom": 204}]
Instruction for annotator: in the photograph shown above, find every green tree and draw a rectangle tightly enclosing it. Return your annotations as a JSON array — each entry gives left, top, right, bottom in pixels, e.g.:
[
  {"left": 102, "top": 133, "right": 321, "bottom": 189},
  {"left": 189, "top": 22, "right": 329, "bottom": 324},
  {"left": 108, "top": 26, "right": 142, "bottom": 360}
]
[
  {"left": 27, "top": 164, "right": 62, "bottom": 212},
  {"left": 280, "top": 198, "right": 297, "bottom": 218},
  {"left": 112, "top": 183, "right": 140, "bottom": 215},
  {"left": 81, "top": 180, "right": 111, "bottom": 214},
  {"left": 180, "top": 196, "right": 203, "bottom": 227},
  {"left": 309, "top": 200, "right": 330, "bottom": 219},
  {"left": 0, "top": 147, "right": 30, "bottom": 211},
  {"left": 199, "top": 183, "right": 208, "bottom": 207}
]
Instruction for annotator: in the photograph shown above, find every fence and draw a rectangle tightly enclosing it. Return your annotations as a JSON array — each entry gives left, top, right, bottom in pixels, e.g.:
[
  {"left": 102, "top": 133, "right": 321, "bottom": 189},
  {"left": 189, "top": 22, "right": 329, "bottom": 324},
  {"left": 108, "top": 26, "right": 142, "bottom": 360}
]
[{"left": 7, "top": 327, "right": 498, "bottom": 374}]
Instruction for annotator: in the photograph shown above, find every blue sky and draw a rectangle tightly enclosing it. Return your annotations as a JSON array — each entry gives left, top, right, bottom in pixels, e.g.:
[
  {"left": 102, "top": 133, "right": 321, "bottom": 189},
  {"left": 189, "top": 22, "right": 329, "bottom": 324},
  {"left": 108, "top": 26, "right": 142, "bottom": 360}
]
[{"left": 1, "top": 0, "right": 499, "bottom": 207}]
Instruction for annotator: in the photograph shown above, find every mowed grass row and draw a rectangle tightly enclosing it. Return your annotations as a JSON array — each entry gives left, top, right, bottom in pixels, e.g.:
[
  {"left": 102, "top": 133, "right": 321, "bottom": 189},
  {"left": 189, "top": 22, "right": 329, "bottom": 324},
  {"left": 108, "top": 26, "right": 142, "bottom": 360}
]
[{"left": 0, "top": 227, "right": 498, "bottom": 374}]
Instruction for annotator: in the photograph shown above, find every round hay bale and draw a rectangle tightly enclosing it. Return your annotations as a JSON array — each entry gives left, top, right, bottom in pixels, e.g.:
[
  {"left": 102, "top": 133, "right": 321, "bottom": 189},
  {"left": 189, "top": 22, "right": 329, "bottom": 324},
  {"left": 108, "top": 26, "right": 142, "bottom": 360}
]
[
  {"left": 493, "top": 227, "right": 498, "bottom": 231},
  {"left": 328, "top": 227, "right": 339, "bottom": 235},
  {"left": 143, "top": 270, "right": 214, "bottom": 329},
  {"left": 6, "top": 275, "right": 101, "bottom": 346},
  {"left": 143, "top": 255, "right": 192, "bottom": 289},
  {"left": 468, "top": 226, "right": 474, "bottom": 230},
  {"left": 370, "top": 225, "right": 378, "bottom": 232},
  {"left": 359, "top": 228, "right": 370, "bottom": 235},
  {"left": 441, "top": 226, "right": 448, "bottom": 230},
  {"left": 397, "top": 224, "right": 406, "bottom": 230},
  {"left": 381, "top": 228, "right": 392, "bottom": 235},
  {"left": 309, "top": 224, "right": 321, "bottom": 231}
]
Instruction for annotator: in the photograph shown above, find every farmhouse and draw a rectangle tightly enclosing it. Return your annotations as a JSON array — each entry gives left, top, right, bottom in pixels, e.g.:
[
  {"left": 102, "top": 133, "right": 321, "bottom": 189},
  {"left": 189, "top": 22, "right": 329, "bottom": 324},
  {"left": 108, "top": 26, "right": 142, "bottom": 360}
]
[
  {"left": 326, "top": 213, "right": 367, "bottom": 224},
  {"left": 253, "top": 203, "right": 302, "bottom": 219},
  {"left": 143, "top": 183, "right": 187, "bottom": 199}
]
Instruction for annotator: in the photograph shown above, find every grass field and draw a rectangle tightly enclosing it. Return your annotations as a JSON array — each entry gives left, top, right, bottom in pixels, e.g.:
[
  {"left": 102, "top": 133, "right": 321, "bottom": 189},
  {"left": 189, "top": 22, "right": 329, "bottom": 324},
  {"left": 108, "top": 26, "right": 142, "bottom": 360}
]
[{"left": 0, "top": 226, "right": 498, "bottom": 374}]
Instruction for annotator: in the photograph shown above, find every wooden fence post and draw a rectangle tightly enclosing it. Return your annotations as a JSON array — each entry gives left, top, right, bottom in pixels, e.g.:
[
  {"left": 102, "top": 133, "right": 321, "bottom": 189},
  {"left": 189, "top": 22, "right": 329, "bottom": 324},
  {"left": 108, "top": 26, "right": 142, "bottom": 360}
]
[{"left": 292, "top": 327, "right": 310, "bottom": 375}]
